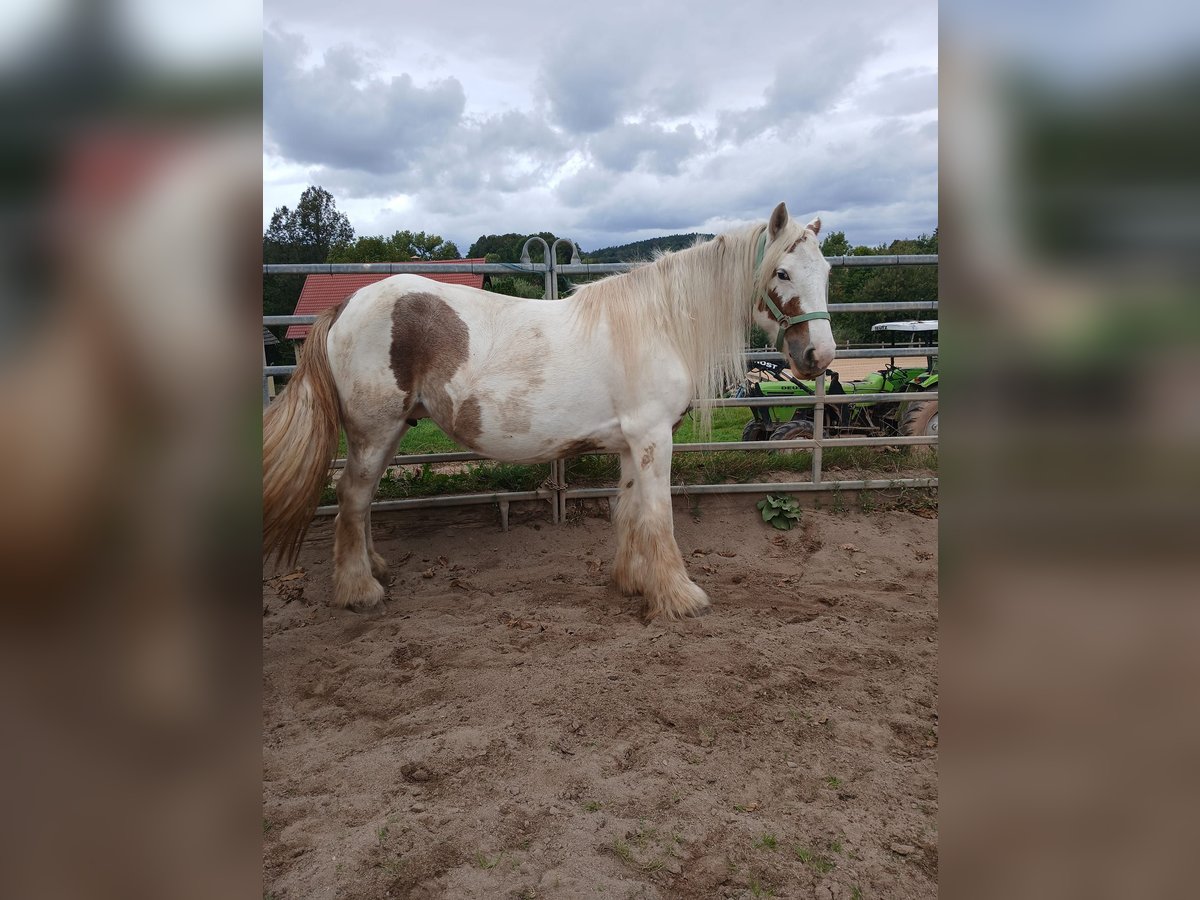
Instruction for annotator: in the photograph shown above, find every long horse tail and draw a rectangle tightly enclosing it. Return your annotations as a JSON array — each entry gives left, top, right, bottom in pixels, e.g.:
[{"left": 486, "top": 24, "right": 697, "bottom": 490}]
[{"left": 262, "top": 304, "right": 343, "bottom": 568}]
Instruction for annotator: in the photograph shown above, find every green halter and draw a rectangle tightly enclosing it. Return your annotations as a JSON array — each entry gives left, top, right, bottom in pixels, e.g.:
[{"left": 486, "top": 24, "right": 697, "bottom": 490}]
[{"left": 754, "top": 231, "right": 830, "bottom": 353}]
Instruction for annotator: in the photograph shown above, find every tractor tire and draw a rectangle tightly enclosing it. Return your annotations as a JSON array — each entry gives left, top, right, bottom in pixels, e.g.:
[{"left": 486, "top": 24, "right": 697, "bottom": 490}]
[
  {"left": 901, "top": 400, "right": 938, "bottom": 457},
  {"left": 742, "top": 420, "right": 773, "bottom": 442},
  {"left": 769, "top": 420, "right": 815, "bottom": 442}
]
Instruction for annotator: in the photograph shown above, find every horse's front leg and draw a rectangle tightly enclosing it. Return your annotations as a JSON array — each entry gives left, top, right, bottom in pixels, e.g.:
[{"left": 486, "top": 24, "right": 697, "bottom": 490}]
[
  {"left": 624, "top": 432, "right": 710, "bottom": 621},
  {"left": 612, "top": 448, "right": 644, "bottom": 596}
]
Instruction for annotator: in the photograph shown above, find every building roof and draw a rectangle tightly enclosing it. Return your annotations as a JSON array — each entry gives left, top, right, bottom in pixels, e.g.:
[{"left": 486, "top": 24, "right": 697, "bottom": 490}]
[{"left": 285, "top": 261, "right": 487, "bottom": 339}]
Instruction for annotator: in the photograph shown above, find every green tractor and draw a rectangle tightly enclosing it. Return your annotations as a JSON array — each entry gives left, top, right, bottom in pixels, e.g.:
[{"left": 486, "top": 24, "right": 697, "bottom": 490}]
[{"left": 737, "top": 320, "right": 938, "bottom": 442}]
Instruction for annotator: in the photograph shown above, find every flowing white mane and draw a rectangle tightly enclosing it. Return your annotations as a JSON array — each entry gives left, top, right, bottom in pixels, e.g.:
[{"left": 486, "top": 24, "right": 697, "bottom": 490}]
[{"left": 569, "top": 215, "right": 811, "bottom": 433}]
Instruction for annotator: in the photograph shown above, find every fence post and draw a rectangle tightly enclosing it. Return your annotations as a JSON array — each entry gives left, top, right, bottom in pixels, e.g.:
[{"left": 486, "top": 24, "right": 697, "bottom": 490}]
[
  {"left": 550, "top": 239, "right": 581, "bottom": 524},
  {"left": 519, "top": 237, "right": 553, "bottom": 301},
  {"left": 812, "top": 372, "right": 825, "bottom": 484}
]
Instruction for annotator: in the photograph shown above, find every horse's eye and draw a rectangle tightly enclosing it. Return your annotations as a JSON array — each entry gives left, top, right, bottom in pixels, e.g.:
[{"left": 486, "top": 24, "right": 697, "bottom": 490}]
[{"left": 776, "top": 269, "right": 790, "bottom": 281}]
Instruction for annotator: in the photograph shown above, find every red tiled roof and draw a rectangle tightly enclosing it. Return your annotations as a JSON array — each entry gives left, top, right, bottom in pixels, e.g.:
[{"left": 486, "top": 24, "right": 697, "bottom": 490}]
[{"left": 285, "top": 261, "right": 487, "bottom": 339}]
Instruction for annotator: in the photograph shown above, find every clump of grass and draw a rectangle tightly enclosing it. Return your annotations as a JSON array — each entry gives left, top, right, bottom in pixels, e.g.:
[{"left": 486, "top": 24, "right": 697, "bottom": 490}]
[
  {"left": 794, "top": 845, "right": 835, "bottom": 875},
  {"left": 376, "top": 855, "right": 403, "bottom": 875},
  {"left": 475, "top": 851, "right": 505, "bottom": 870},
  {"left": 583, "top": 800, "right": 603, "bottom": 812},
  {"left": 753, "top": 833, "right": 778, "bottom": 850},
  {"left": 824, "top": 776, "right": 843, "bottom": 789},
  {"left": 611, "top": 838, "right": 632, "bottom": 863}
]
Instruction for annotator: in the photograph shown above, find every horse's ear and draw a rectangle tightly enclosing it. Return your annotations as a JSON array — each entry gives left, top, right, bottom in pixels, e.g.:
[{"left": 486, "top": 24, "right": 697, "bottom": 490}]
[
  {"left": 768, "top": 202, "right": 789, "bottom": 240},
  {"left": 806, "top": 217, "right": 822, "bottom": 236}
]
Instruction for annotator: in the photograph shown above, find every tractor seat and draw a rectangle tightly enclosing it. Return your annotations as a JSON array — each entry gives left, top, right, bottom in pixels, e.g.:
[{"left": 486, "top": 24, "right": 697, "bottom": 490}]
[{"left": 843, "top": 372, "right": 886, "bottom": 393}]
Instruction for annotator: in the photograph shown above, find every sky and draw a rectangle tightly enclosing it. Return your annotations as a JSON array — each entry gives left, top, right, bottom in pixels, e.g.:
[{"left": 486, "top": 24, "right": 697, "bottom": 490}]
[{"left": 263, "top": 0, "right": 938, "bottom": 253}]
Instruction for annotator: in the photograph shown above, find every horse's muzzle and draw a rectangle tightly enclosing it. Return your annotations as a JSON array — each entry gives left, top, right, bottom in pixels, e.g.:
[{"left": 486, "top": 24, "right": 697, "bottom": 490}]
[{"left": 787, "top": 340, "right": 835, "bottom": 380}]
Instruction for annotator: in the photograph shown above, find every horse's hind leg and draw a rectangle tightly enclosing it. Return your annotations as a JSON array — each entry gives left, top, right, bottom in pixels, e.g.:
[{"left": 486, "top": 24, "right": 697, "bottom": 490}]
[
  {"left": 333, "top": 416, "right": 409, "bottom": 611},
  {"left": 365, "top": 505, "right": 390, "bottom": 584}
]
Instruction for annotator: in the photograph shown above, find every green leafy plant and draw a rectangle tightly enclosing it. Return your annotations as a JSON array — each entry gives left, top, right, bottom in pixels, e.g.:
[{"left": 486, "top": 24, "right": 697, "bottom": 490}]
[{"left": 756, "top": 494, "right": 802, "bottom": 530}]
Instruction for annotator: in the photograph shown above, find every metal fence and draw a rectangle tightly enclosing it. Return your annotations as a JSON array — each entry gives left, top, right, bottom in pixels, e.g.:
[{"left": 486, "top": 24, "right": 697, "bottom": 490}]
[{"left": 263, "top": 247, "right": 937, "bottom": 526}]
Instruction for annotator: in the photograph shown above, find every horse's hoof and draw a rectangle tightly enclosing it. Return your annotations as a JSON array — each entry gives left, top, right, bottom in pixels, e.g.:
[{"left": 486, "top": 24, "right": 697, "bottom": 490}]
[
  {"left": 642, "top": 596, "right": 711, "bottom": 622},
  {"left": 334, "top": 575, "right": 385, "bottom": 612},
  {"left": 350, "top": 592, "right": 387, "bottom": 614}
]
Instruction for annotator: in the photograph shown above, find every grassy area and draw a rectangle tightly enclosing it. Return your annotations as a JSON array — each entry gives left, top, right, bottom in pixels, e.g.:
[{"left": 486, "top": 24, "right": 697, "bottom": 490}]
[{"left": 321, "top": 407, "right": 935, "bottom": 504}]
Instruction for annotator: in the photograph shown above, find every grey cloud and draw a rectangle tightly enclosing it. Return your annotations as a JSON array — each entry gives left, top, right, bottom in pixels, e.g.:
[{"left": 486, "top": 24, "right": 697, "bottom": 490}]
[
  {"left": 555, "top": 113, "right": 936, "bottom": 247},
  {"left": 717, "top": 32, "right": 883, "bottom": 144},
  {"left": 539, "top": 41, "right": 651, "bottom": 134},
  {"left": 854, "top": 68, "right": 938, "bottom": 116},
  {"left": 263, "top": 27, "right": 466, "bottom": 175},
  {"left": 266, "top": 28, "right": 571, "bottom": 203},
  {"left": 589, "top": 123, "right": 703, "bottom": 176},
  {"left": 555, "top": 165, "right": 613, "bottom": 210},
  {"left": 470, "top": 110, "right": 567, "bottom": 158},
  {"left": 649, "top": 79, "right": 707, "bottom": 118},
  {"left": 264, "top": 3, "right": 936, "bottom": 250}
]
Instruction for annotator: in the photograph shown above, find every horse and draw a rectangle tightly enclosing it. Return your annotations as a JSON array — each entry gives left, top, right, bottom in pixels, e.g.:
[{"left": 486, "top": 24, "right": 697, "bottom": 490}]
[{"left": 263, "top": 202, "right": 835, "bottom": 621}]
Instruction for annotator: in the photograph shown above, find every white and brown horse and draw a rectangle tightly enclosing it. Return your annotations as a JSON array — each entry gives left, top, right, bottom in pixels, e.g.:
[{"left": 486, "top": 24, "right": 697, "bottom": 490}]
[{"left": 263, "top": 202, "right": 835, "bottom": 620}]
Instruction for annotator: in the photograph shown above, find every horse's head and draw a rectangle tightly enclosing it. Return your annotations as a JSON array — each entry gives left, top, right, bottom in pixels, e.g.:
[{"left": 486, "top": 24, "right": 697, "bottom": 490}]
[{"left": 754, "top": 202, "right": 836, "bottom": 379}]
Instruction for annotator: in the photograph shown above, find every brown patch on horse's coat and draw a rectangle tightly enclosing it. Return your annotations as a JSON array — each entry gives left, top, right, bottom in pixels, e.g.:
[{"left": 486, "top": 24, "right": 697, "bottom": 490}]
[
  {"left": 787, "top": 232, "right": 809, "bottom": 252},
  {"left": 390, "top": 291, "right": 484, "bottom": 444},
  {"left": 625, "top": 480, "right": 634, "bottom": 489},
  {"left": 389, "top": 292, "right": 469, "bottom": 393},
  {"left": 486, "top": 324, "right": 549, "bottom": 435},
  {"left": 785, "top": 320, "right": 813, "bottom": 355},
  {"left": 497, "top": 395, "right": 535, "bottom": 434},
  {"left": 453, "top": 396, "right": 483, "bottom": 445},
  {"left": 641, "top": 443, "right": 656, "bottom": 469},
  {"left": 767, "top": 287, "right": 803, "bottom": 319}
]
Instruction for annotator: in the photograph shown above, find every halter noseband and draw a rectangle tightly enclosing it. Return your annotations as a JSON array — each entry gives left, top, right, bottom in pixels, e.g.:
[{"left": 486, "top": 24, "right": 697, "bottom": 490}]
[{"left": 755, "top": 231, "right": 830, "bottom": 354}]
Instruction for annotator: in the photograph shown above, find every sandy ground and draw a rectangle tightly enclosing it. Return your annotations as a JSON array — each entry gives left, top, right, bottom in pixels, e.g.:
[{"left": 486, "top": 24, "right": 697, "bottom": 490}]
[
  {"left": 828, "top": 357, "right": 930, "bottom": 382},
  {"left": 263, "top": 494, "right": 937, "bottom": 900}
]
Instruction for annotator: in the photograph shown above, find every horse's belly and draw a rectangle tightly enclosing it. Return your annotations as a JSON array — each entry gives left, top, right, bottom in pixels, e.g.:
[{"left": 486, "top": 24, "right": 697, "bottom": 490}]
[
  {"left": 425, "top": 391, "right": 623, "bottom": 463},
  {"left": 453, "top": 425, "right": 623, "bottom": 464}
]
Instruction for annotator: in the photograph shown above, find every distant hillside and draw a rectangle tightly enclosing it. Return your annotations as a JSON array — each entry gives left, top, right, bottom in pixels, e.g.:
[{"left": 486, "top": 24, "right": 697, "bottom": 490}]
[{"left": 582, "top": 233, "right": 715, "bottom": 263}]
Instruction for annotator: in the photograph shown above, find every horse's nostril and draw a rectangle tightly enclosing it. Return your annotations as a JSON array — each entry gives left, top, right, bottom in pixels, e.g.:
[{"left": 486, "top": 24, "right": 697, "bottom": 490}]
[{"left": 803, "top": 347, "right": 817, "bottom": 367}]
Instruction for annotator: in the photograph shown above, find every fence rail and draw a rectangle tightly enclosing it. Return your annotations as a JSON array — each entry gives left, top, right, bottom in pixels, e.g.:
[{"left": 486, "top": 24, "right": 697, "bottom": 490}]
[{"left": 264, "top": 251, "right": 938, "bottom": 525}]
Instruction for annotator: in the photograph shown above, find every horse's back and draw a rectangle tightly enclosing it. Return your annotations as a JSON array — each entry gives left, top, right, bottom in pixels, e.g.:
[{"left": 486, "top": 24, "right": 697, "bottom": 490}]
[{"left": 324, "top": 275, "right": 625, "bottom": 458}]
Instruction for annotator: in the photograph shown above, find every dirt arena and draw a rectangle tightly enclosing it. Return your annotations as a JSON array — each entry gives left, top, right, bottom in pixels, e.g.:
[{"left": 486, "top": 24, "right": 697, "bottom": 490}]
[{"left": 263, "top": 494, "right": 937, "bottom": 899}]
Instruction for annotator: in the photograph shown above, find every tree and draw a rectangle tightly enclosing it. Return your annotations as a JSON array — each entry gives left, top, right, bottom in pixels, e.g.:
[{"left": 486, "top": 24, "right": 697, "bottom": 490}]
[
  {"left": 328, "top": 230, "right": 460, "bottom": 263},
  {"left": 467, "top": 232, "right": 558, "bottom": 263},
  {"left": 263, "top": 186, "right": 355, "bottom": 364},
  {"left": 400, "top": 230, "right": 460, "bottom": 260},
  {"left": 820, "top": 231, "right": 851, "bottom": 257},
  {"left": 828, "top": 232, "right": 939, "bottom": 346},
  {"left": 266, "top": 185, "right": 355, "bottom": 263}
]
